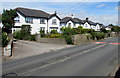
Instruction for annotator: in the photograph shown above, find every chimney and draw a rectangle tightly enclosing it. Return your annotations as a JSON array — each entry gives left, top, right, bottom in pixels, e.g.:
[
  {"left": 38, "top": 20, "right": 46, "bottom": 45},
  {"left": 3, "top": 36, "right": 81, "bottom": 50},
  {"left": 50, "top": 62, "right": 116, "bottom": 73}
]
[
  {"left": 54, "top": 11, "right": 57, "bottom": 14},
  {"left": 86, "top": 17, "right": 89, "bottom": 21},
  {"left": 71, "top": 14, "right": 74, "bottom": 18}
]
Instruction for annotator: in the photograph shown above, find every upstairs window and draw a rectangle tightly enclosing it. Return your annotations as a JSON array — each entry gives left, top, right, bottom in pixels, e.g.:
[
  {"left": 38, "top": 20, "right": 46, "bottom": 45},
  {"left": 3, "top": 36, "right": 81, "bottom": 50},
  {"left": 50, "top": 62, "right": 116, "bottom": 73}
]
[
  {"left": 68, "top": 23, "right": 71, "bottom": 26},
  {"left": 25, "top": 17, "right": 33, "bottom": 23},
  {"left": 40, "top": 18, "right": 45, "bottom": 24},
  {"left": 14, "top": 16, "right": 20, "bottom": 23},
  {"left": 52, "top": 19, "right": 57, "bottom": 25}
]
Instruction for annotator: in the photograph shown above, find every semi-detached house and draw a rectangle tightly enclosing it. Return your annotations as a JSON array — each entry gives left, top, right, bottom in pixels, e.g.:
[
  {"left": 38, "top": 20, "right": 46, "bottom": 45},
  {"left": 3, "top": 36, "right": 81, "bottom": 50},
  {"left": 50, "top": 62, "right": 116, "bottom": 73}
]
[{"left": 13, "top": 7, "right": 61, "bottom": 34}]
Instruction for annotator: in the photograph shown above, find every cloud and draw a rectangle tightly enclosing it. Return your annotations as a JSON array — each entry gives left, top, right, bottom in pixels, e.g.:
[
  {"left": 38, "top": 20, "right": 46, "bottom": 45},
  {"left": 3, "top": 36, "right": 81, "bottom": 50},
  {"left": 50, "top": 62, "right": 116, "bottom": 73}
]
[
  {"left": 88, "top": 15, "right": 118, "bottom": 25},
  {"left": 97, "top": 4, "right": 105, "bottom": 7}
]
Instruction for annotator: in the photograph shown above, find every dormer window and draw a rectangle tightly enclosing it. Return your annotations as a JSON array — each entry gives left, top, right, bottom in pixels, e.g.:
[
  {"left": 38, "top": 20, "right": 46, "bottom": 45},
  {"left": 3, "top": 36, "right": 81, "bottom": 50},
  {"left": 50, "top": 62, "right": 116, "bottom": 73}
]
[
  {"left": 40, "top": 18, "right": 45, "bottom": 24},
  {"left": 52, "top": 19, "right": 57, "bottom": 25},
  {"left": 14, "top": 16, "right": 20, "bottom": 23},
  {"left": 25, "top": 17, "right": 33, "bottom": 23}
]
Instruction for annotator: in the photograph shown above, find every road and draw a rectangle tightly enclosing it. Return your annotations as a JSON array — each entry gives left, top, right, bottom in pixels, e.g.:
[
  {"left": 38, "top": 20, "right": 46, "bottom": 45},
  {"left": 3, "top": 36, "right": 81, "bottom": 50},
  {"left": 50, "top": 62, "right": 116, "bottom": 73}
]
[{"left": 2, "top": 37, "right": 119, "bottom": 76}]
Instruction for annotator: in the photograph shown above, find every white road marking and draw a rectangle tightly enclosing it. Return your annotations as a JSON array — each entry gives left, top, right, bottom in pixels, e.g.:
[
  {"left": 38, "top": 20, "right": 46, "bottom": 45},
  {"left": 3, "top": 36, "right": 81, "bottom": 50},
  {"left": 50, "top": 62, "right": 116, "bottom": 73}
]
[{"left": 20, "top": 44, "right": 106, "bottom": 76}]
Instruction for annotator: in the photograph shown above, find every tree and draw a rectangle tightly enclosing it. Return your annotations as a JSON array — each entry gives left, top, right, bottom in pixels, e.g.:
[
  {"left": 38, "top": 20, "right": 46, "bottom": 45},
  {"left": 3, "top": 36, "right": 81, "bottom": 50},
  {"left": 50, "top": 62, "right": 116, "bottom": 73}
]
[
  {"left": 100, "top": 28, "right": 108, "bottom": 33},
  {"left": 2, "top": 9, "right": 18, "bottom": 34},
  {"left": 111, "top": 26, "right": 120, "bottom": 33},
  {"left": 108, "top": 24, "right": 114, "bottom": 26}
]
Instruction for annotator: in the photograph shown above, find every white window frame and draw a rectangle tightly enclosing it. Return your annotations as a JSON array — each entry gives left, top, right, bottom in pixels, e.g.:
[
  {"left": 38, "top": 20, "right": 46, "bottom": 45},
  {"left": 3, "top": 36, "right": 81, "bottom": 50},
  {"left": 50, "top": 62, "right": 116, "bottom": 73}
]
[
  {"left": 52, "top": 19, "right": 57, "bottom": 25},
  {"left": 40, "top": 18, "right": 45, "bottom": 24}
]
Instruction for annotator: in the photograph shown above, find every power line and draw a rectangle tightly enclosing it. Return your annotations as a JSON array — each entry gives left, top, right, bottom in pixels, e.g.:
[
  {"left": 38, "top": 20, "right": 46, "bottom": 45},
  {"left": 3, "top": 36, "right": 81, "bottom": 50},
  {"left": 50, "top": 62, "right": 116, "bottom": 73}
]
[{"left": 62, "top": 0, "right": 86, "bottom": 13}]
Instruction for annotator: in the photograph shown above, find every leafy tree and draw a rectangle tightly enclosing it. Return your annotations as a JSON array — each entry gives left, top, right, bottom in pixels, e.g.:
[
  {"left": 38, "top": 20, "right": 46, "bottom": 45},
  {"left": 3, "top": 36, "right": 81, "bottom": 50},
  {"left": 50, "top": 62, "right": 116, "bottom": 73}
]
[
  {"left": 2, "top": 9, "right": 18, "bottom": 34},
  {"left": 100, "top": 28, "right": 108, "bottom": 33},
  {"left": 108, "top": 24, "right": 114, "bottom": 26},
  {"left": 111, "top": 26, "right": 120, "bottom": 33}
]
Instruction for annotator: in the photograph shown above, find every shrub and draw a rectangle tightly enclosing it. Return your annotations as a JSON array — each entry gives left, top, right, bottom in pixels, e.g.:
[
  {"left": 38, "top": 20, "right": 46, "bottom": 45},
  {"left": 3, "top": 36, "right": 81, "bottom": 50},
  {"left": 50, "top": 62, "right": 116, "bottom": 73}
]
[
  {"left": 50, "top": 30, "right": 58, "bottom": 34},
  {"left": 48, "top": 34, "right": 62, "bottom": 38},
  {"left": 13, "top": 30, "right": 21, "bottom": 39},
  {"left": 90, "top": 32, "right": 105, "bottom": 40},
  {"left": 2, "top": 32, "right": 10, "bottom": 47},
  {"left": 30, "top": 35, "right": 36, "bottom": 41},
  {"left": 100, "top": 28, "right": 108, "bottom": 33},
  {"left": 96, "top": 32, "right": 105, "bottom": 40},
  {"left": 40, "top": 29, "right": 45, "bottom": 37},
  {"left": 20, "top": 25, "right": 31, "bottom": 40},
  {"left": 63, "top": 35, "right": 73, "bottom": 44},
  {"left": 90, "top": 32, "right": 97, "bottom": 40},
  {"left": 61, "top": 26, "right": 73, "bottom": 44}
]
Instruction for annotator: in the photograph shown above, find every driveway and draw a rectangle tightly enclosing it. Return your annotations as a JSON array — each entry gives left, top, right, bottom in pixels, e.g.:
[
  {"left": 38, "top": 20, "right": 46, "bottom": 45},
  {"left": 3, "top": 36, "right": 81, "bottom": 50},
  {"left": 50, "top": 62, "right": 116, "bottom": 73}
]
[{"left": 11, "top": 40, "right": 73, "bottom": 60}]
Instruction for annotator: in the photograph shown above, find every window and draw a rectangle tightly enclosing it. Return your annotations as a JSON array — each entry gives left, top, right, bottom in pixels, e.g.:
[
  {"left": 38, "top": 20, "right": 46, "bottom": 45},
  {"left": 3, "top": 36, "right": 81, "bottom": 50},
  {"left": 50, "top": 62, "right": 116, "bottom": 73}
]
[
  {"left": 85, "top": 24, "right": 88, "bottom": 27},
  {"left": 68, "top": 23, "right": 71, "bottom": 26},
  {"left": 50, "top": 27, "right": 58, "bottom": 30},
  {"left": 52, "top": 19, "right": 57, "bottom": 25},
  {"left": 40, "top": 27, "right": 45, "bottom": 31},
  {"left": 40, "top": 18, "right": 45, "bottom": 24},
  {"left": 25, "top": 17, "right": 33, "bottom": 23},
  {"left": 14, "top": 16, "right": 20, "bottom": 23}
]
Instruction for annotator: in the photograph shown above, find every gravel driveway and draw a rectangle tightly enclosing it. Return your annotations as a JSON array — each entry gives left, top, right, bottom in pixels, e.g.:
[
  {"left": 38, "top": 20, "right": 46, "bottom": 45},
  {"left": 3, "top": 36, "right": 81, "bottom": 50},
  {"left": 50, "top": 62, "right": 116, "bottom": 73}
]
[{"left": 11, "top": 40, "right": 74, "bottom": 60}]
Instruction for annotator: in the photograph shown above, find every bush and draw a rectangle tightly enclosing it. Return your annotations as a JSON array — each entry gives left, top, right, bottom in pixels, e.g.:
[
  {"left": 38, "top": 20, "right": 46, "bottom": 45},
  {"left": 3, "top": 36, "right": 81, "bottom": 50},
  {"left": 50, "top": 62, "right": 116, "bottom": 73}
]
[
  {"left": 30, "top": 35, "right": 36, "bottom": 41},
  {"left": 13, "top": 25, "right": 31, "bottom": 40},
  {"left": 13, "top": 30, "right": 22, "bottom": 39},
  {"left": 50, "top": 30, "right": 58, "bottom": 34},
  {"left": 20, "top": 25, "right": 31, "bottom": 40},
  {"left": 96, "top": 32, "right": 105, "bottom": 40},
  {"left": 63, "top": 35, "right": 73, "bottom": 44},
  {"left": 2, "top": 32, "right": 10, "bottom": 47},
  {"left": 90, "top": 32, "right": 105, "bottom": 40},
  {"left": 48, "top": 34, "right": 62, "bottom": 38},
  {"left": 40, "top": 29, "right": 45, "bottom": 37},
  {"left": 61, "top": 26, "right": 73, "bottom": 44}
]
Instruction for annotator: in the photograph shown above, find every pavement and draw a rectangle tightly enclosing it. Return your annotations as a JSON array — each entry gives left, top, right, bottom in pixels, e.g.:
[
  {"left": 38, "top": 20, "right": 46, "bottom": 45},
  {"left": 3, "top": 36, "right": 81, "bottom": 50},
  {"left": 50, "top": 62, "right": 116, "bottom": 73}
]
[
  {"left": 2, "top": 37, "right": 120, "bottom": 76},
  {"left": 3, "top": 40, "right": 74, "bottom": 61}
]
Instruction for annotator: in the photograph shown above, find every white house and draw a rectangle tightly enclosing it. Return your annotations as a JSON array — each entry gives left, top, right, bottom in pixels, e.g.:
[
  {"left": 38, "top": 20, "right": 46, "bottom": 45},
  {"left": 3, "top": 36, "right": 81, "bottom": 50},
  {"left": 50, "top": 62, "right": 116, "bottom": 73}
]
[
  {"left": 60, "top": 17, "right": 103, "bottom": 31},
  {"left": 13, "top": 7, "right": 61, "bottom": 34},
  {"left": 103, "top": 26, "right": 112, "bottom": 31},
  {"left": 60, "top": 16, "right": 84, "bottom": 28},
  {"left": 82, "top": 18, "right": 104, "bottom": 31}
]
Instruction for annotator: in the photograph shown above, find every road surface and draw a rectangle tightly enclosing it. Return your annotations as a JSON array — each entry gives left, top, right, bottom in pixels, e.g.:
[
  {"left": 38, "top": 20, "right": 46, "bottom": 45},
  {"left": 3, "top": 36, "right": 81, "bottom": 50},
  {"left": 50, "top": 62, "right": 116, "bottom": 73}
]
[{"left": 2, "top": 37, "right": 119, "bottom": 76}]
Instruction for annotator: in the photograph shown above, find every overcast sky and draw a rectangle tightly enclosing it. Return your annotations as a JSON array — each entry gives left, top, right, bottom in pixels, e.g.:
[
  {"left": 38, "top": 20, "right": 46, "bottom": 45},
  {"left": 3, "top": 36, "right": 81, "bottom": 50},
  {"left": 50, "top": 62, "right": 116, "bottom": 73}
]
[{"left": 1, "top": 1, "right": 119, "bottom": 25}]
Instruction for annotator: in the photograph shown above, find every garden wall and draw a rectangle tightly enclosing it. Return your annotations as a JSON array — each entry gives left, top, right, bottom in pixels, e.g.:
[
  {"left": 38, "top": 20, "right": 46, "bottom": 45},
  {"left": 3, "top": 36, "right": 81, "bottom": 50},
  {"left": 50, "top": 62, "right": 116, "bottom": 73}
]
[
  {"left": 35, "top": 34, "right": 66, "bottom": 44},
  {"left": 72, "top": 34, "right": 93, "bottom": 45}
]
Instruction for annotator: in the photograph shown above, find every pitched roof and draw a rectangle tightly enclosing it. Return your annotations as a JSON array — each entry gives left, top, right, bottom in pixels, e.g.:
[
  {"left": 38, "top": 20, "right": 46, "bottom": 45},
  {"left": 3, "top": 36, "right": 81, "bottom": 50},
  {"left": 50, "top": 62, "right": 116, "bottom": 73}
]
[
  {"left": 60, "top": 17, "right": 83, "bottom": 23},
  {"left": 83, "top": 20, "right": 97, "bottom": 26},
  {"left": 15, "top": 7, "right": 60, "bottom": 19},
  {"left": 48, "top": 13, "right": 61, "bottom": 20}
]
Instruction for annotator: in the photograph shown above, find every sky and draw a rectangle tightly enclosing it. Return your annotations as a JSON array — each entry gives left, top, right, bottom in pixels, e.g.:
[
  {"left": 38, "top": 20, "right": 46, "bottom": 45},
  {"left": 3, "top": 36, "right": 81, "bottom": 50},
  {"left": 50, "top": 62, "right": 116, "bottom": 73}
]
[{"left": 1, "top": 1, "right": 119, "bottom": 25}]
